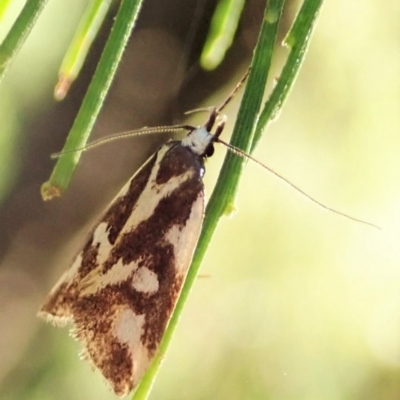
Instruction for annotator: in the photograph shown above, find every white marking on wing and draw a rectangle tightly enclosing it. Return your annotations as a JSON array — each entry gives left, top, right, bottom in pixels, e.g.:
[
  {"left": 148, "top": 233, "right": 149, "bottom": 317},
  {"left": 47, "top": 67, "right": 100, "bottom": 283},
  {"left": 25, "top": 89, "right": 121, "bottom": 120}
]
[
  {"left": 131, "top": 267, "right": 159, "bottom": 294},
  {"left": 79, "top": 258, "right": 139, "bottom": 296},
  {"left": 113, "top": 309, "right": 150, "bottom": 385},
  {"left": 165, "top": 192, "right": 204, "bottom": 276},
  {"left": 92, "top": 222, "right": 113, "bottom": 264},
  {"left": 78, "top": 145, "right": 197, "bottom": 297},
  {"left": 116, "top": 145, "right": 195, "bottom": 244}
]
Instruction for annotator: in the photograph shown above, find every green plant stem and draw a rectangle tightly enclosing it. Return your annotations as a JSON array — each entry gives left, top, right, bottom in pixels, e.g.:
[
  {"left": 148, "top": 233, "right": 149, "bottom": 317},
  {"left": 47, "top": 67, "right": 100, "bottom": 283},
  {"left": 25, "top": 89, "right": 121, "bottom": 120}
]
[
  {"left": 131, "top": 1, "right": 286, "bottom": 398},
  {"left": 55, "top": 0, "right": 113, "bottom": 100},
  {"left": 200, "top": 0, "right": 246, "bottom": 70},
  {"left": 0, "top": 0, "right": 48, "bottom": 83},
  {"left": 41, "top": 0, "right": 144, "bottom": 200},
  {"left": 251, "top": 0, "right": 324, "bottom": 151}
]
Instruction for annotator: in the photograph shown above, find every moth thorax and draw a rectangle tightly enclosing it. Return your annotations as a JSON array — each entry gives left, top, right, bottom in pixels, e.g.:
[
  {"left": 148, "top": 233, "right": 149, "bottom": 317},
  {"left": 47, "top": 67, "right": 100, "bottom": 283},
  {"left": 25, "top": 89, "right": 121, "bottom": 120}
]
[{"left": 181, "top": 127, "right": 215, "bottom": 157}]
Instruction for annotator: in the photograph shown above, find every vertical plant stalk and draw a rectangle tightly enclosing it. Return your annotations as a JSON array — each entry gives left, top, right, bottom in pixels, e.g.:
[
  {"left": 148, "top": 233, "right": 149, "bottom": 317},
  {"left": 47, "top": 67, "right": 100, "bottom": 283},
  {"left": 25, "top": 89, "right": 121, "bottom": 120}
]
[
  {"left": 41, "top": 0, "right": 144, "bottom": 200},
  {"left": 200, "top": 0, "right": 246, "bottom": 70},
  {"left": 131, "top": 1, "right": 286, "bottom": 399},
  {"left": 252, "top": 0, "right": 324, "bottom": 151},
  {"left": 55, "top": 0, "right": 113, "bottom": 100}
]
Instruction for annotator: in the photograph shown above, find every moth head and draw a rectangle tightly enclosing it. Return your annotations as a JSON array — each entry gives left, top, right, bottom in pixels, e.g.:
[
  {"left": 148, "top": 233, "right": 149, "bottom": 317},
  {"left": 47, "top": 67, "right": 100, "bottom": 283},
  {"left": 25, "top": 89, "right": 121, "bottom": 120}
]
[{"left": 181, "top": 125, "right": 217, "bottom": 157}]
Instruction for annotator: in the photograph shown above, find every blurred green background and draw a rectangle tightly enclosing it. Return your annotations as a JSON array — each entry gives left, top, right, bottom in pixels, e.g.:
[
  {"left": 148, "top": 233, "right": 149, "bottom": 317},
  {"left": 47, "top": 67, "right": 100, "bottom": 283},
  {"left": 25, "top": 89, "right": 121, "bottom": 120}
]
[{"left": 1, "top": 1, "right": 400, "bottom": 399}]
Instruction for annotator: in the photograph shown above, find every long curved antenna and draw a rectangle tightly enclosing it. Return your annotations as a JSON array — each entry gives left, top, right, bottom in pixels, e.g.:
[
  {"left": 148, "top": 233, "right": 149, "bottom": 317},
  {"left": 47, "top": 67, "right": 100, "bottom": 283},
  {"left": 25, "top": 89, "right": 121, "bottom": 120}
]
[
  {"left": 217, "top": 138, "right": 381, "bottom": 230},
  {"left": 184, "top": 69, "right": 250, "bottom": 117},
  {"left": 217, "top": 69, "right": 250, "bottom": 112},
  {"left": 51, "top": 125, "right": 191, "bottom": 159}
]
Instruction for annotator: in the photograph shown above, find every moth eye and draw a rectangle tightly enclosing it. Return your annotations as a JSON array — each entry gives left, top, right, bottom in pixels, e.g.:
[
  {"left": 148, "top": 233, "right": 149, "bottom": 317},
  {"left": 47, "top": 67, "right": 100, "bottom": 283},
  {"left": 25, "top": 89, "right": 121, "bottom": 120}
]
[{"left": 204, "top": 144, "right": 214, "bottom": 157}]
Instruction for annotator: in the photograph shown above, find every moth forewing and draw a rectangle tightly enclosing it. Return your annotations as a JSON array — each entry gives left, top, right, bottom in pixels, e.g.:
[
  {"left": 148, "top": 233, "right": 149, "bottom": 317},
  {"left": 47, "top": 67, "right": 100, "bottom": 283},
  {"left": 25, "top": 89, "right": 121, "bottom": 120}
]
[
  {"left": 39, "top": 137, "right": 209, "bottom": 396},
  {"left": 38, "top": 68, "right": 377, "bottom": 396}
]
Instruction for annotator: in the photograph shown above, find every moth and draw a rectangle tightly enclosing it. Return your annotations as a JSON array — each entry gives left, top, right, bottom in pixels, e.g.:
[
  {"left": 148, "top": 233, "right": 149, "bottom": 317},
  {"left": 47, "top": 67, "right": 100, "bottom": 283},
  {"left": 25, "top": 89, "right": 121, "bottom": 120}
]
[
  {"left": 38, "top": 72, "right": 378, "bottom": 396},
  {"left": 38, "top": 89, "right": 234, "bottom": 396}
]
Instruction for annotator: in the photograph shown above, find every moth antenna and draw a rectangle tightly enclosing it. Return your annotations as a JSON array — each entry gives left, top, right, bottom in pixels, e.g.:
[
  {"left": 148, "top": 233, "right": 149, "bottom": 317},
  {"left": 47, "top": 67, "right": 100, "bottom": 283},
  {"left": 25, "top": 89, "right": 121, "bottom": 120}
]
[
  {"left": 184, "top": 106, "right": 214, "bottom": 116},
  {"left": 217, "top": 69, "right": 250, "bottom": 112},
  {"left": 217, "top": 138, "right": 381, "bottom": 230},
  {"left": 184, "top": 69, "right": 250, "bottom": 117},
  {"left": 51, "top": 125, "right": 190, "bottom": 159}
]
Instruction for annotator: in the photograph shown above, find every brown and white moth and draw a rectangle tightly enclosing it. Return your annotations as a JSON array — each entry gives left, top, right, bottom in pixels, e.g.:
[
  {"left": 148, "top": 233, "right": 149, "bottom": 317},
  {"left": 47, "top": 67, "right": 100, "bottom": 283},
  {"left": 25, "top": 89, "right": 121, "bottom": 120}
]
[
  {"left": 38, "top": 103, "right": 229, "bottom": 396},
  {"left": 38, "top": 70, "right": 378, "bottom": 397}
]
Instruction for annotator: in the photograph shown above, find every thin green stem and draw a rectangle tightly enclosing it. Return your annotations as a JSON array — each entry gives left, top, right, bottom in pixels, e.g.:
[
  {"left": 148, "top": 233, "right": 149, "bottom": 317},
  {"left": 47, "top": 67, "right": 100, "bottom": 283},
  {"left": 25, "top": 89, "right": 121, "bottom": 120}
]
[
  {"left": 41, "top": 0, "right": 144, "bottom": 200},
  {"left": 55, "top": 0, "right": 113, "bottom": 100},
  {"left": 251, "top": 0, "right": 324, "bottom": 152},
  {"left": 132, "top": 1, "right": 286, "bottom": 398},
  {"left": 200, "top": 0, "right": 246, "bottom": 70},
  {"left": 0, "top": 0, "right": 48, "bottom": 83}
]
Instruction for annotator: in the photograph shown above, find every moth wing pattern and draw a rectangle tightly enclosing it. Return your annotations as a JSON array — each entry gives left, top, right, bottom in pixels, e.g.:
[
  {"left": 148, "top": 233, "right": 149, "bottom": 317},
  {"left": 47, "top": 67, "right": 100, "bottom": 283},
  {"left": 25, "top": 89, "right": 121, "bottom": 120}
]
[{"left": 38, "top": 141, "right": 205, "bottom": 395}]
